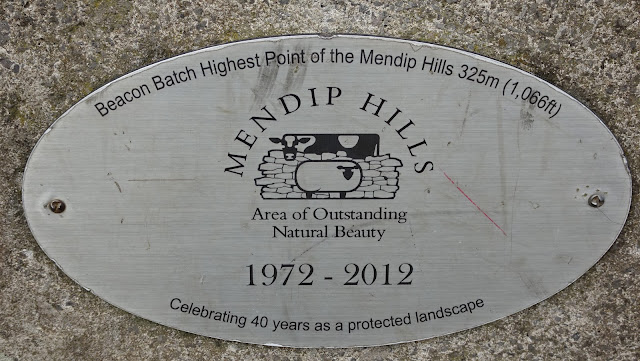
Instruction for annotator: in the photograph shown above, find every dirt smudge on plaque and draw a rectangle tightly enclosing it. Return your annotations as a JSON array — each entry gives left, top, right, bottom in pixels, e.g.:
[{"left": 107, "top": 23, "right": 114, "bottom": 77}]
[
  {"left": 516, "top": 271, "right": 547, "bottom": 298},
  {"left": 509, "top": 173, "right": 520, "bottom": 262},
  {"left": 252, "top": 43, "right": 309, "bottom": 109},
  {"left": 282, "top": 49, "right": 309, "bottom": 91},
  {"left": 520, "top": 107, "right": 534, "bottom": 130},
  {"left": 252, "top": 44, "right": 282, "bottom": 108},
  {"left": 496, "top": 104, "right": 509, "bottom": 234}
]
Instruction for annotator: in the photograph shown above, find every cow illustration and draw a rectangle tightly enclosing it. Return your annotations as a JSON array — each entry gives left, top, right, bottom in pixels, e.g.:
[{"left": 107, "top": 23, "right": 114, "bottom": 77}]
[
  {"left": 269, "top": 134, "right": 380, "bottom": 160},
  {"left": 269, "top": 135, "right": 312, "bottom": 161}
]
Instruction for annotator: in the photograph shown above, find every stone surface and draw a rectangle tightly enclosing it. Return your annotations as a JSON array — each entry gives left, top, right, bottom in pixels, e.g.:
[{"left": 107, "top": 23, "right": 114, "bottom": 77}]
[{"left": 0, "top": 0, "right": 638, "bottom": 360}]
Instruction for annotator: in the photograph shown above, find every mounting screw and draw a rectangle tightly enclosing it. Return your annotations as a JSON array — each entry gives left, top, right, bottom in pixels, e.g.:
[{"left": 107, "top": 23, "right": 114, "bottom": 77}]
[
  {"left": 48, "top": 199, "right": 66, "bottom": 213},
  {"left": 588, "top": 194, "right": 605, "bottom": 208}
]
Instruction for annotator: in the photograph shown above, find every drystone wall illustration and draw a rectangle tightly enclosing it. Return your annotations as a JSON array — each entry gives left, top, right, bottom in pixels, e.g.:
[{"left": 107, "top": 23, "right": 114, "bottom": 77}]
[{"left": 255, "top": 150, "right": 402, "bottom": 199}]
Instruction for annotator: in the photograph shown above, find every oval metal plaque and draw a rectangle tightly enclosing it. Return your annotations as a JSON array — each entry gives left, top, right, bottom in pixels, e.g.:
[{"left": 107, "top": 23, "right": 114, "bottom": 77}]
[{"left": 23, "top": 35, "right": 631, "bottom": 347}]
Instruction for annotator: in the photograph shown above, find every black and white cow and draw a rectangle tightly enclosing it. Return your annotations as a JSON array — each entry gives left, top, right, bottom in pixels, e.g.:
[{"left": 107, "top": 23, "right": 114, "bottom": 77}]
[
  {"left": 269, "top": 134, "right": 380, "bottom": 160},
  {"left": 269, "top": 135, "right": 312, "bottom": 161}
]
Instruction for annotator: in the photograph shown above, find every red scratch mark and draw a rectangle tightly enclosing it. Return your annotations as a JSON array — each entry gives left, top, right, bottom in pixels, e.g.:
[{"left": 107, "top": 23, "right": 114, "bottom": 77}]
[{"left": 443, "top": 171, "right": 507, "bottom": 236}]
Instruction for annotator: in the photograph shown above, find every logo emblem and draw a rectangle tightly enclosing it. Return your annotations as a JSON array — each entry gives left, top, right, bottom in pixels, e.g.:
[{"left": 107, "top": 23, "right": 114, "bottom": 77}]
[{"left": 256, "top": 134, "right": 402, "bottom": 199}]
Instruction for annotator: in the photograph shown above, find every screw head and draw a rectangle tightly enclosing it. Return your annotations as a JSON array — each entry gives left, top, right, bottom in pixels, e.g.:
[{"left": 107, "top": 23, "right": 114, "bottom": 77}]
[
  {"left": 588, "top": 194, "right": 604, "bottom": 208},
  {"left": 48, "top": 199, "right": 66, "bottom": 213}
]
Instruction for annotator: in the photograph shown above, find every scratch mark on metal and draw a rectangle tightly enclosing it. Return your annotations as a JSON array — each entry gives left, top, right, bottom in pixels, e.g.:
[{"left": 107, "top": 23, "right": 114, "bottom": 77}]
[
  {"left": 459, "top": 88, "right": 474, "bottom": 137},
  {"left": 114, "top": 181, "right": 122, "bottom": 193},
  {"left": 443, "top": 171, "right": 507, "bottom": 236},
  {"left": 596, "top": 208, "right": 623, "bottom": 226},
  {"left": 290, "top": 237, "right": 330, "bottom": 262},
  {"left": 128, "top": 178, "right": 195, "bottom": 182},
  {"left": 408, "top": 218, "right": 415, "bottom": 238}
]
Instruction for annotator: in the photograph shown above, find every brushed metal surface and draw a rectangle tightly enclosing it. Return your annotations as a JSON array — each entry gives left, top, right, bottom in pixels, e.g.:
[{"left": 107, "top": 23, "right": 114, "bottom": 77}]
[{"left": 22, "top": 35, "right": 631, "bottom": 347}]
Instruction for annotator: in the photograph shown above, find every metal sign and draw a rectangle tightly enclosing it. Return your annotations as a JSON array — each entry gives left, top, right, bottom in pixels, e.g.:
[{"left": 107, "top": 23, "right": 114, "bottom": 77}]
[{"left": 22, "top": 35, "right": 631, "bottom": 347}]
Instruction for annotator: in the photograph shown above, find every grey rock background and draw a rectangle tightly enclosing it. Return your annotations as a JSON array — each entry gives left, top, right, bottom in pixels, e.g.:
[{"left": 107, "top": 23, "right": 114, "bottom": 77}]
[{"left": 0, "top": 0, "right": 638, "bottom": 359}]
